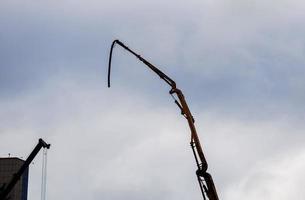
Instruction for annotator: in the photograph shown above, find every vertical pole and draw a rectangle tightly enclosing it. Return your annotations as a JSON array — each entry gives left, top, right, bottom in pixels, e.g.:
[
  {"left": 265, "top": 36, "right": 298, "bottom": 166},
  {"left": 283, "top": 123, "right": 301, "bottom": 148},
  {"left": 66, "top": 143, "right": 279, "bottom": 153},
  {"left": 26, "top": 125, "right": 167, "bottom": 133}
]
[{"left": 41, "top": 148, "right": 48, "bottom": 200}]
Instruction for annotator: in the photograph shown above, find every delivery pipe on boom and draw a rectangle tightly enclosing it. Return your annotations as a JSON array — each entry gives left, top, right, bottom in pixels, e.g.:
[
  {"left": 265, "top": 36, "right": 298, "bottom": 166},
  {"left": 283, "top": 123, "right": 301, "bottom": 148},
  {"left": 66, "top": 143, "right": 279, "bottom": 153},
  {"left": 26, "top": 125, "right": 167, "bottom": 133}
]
[
  {"left": 0, "top": 139, "right": 50, "bottom": 200},
  {"left": 107, "top": 39, "right": 219, "bottom": 200}
]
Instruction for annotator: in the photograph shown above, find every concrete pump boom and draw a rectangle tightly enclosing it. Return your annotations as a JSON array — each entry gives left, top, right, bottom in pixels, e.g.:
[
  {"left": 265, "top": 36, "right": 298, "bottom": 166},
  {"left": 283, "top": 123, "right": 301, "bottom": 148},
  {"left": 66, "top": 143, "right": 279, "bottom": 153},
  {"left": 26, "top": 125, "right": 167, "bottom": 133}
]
[
  {"left": 107, "top": 40, "right": 219, "bottom": 200},
  {"left": 0, "top": 139, "right": 50, "bottom": 200}
]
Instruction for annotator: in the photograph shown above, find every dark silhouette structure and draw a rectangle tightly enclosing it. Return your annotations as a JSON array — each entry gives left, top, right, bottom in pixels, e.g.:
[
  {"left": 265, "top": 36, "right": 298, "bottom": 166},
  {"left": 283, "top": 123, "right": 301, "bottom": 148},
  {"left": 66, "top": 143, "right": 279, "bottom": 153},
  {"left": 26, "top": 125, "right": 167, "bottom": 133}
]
[
  {"left": 0, "top": 158, "right": 28, "bottom": 200},
  {"left": 108, "top": 40, "right": 219, "bottom": 200},
  {"left": 0, "top": 139, "right": 50, "bottom": 200}
]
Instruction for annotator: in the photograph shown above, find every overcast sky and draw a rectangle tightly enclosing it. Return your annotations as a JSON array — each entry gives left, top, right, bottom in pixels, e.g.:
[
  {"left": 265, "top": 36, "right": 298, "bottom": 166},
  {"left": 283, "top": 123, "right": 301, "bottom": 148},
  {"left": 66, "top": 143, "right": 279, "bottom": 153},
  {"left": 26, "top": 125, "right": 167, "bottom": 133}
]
[{"left": 1, "top": 0, "right": 305, "bottom": 200}]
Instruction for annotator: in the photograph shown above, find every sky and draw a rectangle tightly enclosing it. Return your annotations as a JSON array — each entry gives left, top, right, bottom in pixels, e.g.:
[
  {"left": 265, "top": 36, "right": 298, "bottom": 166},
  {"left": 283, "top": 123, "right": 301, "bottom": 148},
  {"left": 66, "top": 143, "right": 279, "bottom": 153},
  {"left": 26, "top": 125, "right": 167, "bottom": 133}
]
[{"left": 0, "top": 0, "right": 305, "bottom": 199}]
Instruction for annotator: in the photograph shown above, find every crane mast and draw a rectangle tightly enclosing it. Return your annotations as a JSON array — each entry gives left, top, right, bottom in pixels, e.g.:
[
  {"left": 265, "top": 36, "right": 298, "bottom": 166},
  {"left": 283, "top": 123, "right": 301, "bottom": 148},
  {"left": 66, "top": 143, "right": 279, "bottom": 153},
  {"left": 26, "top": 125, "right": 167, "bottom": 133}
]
[{"left": 108, "top": 40, "right": 219, "bottom": 200}]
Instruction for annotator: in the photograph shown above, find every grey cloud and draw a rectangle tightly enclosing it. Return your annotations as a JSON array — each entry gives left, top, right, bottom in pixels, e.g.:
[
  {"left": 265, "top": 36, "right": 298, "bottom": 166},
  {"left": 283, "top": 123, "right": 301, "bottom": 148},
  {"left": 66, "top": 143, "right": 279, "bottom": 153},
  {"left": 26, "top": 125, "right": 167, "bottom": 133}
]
[
  {"left": 1, "top": 78, "right": 305, "bottom": 200},
  {"left": 223, "top": 148, "right": 305, "bottom": 200},
  {"left": 0, "top": 81, "right": 201, "bottom": 200}
]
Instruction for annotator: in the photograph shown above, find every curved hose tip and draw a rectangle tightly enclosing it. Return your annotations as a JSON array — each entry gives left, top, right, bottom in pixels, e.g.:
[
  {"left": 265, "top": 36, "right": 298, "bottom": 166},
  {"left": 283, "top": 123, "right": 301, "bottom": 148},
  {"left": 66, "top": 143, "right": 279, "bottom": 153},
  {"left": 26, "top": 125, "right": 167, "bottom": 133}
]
[{"left": 108, "top": 40, "right": 118, "bottom": 88}]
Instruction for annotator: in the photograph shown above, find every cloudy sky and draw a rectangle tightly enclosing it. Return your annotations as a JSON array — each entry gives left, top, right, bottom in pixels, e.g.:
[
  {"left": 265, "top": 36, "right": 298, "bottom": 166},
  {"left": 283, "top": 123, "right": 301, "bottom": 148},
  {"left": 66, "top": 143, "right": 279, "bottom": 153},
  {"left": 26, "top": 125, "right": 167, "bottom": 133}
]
[{"left": 1, "top": 0, "right": 305, "bottom": 199}]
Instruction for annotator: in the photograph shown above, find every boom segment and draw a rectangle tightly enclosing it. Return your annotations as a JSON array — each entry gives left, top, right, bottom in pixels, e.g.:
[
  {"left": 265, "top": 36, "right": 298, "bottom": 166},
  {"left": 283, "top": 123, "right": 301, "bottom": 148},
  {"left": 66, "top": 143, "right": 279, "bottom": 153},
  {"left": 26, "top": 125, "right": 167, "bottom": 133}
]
[{"left": 108, "top": 39, "right": 219, "bottom": 200}]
